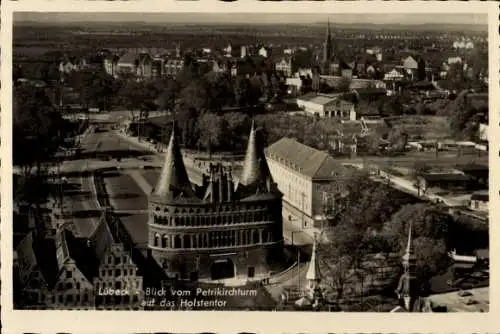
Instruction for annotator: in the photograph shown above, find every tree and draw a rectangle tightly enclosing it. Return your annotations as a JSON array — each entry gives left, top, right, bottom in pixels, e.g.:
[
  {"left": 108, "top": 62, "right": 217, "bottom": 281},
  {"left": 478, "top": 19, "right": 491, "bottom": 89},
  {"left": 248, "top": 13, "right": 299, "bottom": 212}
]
[
  {"left": 381, "top": 203, "right": 453, "bottom": 283},
  {"left": 337, "top": 77, "right": 351, "bottom": 93},
  {"left": 196, "top": 113, "right": 228, "bottom": 151},
  {"left": 223, "top": 112, "right": 251, "bottom": 150},
  {"left": 411, "top": 160, "right": 431, "bottom": 196},
  {"left": 13, "top": 86, "right": 69, "bottom": 205},
  {"left": 158, "top": 78, "right": 181, "bottom": 112},
  {"left": 387, "top": 127, "right": 408, "bottom": 152}
]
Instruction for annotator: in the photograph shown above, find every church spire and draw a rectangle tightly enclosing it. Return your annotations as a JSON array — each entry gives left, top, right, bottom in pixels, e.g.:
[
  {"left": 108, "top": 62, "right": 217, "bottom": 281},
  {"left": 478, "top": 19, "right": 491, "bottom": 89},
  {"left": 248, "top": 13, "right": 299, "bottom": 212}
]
[
  {"left": 153, "top": 125, "right": 195, "bottom": 200},
  {"left": 396, "top": 222, "right": 419, "bottom": 311},
  {"left": 238, "top": 120, "right": 273, "bottom": 189},
  {"left": 323, "top": 18, "right": 332, "bottom": 71},
  {"left": 306, "top": 233, "right": 321, "bottom": 284}
]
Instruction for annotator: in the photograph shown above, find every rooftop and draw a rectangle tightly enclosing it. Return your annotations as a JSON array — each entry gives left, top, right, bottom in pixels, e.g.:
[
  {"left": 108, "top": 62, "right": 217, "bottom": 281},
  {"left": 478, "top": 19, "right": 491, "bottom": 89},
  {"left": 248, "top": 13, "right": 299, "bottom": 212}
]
[
  {"left": 427, "top": 287, "right": 489, "bottom": 312},
  {"left": 265, "top": 137, "right": 342, "bottom": 180}
]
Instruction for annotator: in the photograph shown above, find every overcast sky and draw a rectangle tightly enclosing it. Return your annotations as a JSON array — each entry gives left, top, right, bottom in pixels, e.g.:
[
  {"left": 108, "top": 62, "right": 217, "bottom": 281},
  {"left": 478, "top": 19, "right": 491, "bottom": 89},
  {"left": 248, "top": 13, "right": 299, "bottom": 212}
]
[{"left": 14, "top": 12, "right": 487, "bottom": 26}]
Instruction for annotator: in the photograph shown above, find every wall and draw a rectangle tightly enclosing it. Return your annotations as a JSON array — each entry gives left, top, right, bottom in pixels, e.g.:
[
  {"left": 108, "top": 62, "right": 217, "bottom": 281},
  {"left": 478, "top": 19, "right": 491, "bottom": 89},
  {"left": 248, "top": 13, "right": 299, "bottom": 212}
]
[{"left": 267, "top": 158, "right": 313, "bottom": 217}]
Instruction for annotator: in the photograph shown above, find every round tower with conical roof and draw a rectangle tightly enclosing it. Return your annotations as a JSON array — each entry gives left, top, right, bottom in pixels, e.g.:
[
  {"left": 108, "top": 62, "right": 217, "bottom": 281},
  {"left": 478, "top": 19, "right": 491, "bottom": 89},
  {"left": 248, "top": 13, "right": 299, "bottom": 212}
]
[{"left": 147, "top": 124, "right": 285, "bottom": 281}]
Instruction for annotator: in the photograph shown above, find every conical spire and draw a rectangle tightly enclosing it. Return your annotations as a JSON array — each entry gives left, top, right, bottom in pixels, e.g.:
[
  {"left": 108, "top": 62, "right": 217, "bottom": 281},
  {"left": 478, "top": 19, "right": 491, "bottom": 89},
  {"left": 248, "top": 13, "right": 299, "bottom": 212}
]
[
  {"left": 323, "top": 18, "right": 333, "bottom": 67},
  {"left": 306, "top": 234, "right": 321, "bottom": 281},
  {"left": 153, "top": 125, "right": 195, "bottom": 200},
  {"left": 326, "top": 18, "right": 331, "bottom": 40},
  {"left": 401, "top": 222, "right": 415, "bottom": 311},
  {"left": 239, "top": 120, "right": 273, "bottom": 188},
  {"left": 402, "top": 222, "right": 413, "bottom": 269}
]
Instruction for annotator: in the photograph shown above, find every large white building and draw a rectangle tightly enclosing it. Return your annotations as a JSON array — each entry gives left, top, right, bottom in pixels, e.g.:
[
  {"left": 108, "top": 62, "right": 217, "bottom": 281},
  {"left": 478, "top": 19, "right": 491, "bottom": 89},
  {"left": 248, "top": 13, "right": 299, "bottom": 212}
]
[
  {"left": 296, "top": 93, "right": 356, "bottom": 120},
  {"left": 265, "top": 138, "right": 341, "bottom": 230}
]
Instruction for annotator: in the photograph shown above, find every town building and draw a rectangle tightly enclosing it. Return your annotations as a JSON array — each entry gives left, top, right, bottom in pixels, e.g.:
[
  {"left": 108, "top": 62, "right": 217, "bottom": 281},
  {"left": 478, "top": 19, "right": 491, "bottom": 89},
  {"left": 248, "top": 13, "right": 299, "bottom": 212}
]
[
  {"left": 258, "top": 46, "right": 270, "bottom": 58},
  {"left": 164, "top": 58, "right": 184, "bottom": 76},
  {"left": 116, "top": 53, "right": 137, "bottom": 76},
  {"left": 265, "top": 137, "right": 343, "bottom": 229},
  {"left": 417, "top": 171, "right": 471, "bottom": 193},
  {"left": 275, "top": 57, "right": 295, "bottom": 78},
  {"left": 147, "top": 123, "right": 284, "bottom": 282},
  {"left": 92, "top": 213, "right": 144, "bottom": 310},
  {"left": 469, "top": 191, "right": 488, "bottom": 212},
  {"left": 45, "top": 229, "right": 95, "bottom": 310},
  {"left": 479, "top": 123, "right": 488, "bottom": 141},
  {"left": 296, "top": 93, "right": 356, "bottom": 120},
  {"left": 103, "top": 55, "right": 120, "bottom": 77},
  {"left": 135, "top": 53, "right": 153, "bottom": 79}
]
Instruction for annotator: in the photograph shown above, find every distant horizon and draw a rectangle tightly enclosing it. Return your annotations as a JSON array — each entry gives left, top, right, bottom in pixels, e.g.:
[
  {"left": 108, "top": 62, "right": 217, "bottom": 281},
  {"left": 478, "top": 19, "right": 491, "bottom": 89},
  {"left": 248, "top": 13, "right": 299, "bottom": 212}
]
[{"left": 14, "top": 12, "right": 487, "bottom": 29}]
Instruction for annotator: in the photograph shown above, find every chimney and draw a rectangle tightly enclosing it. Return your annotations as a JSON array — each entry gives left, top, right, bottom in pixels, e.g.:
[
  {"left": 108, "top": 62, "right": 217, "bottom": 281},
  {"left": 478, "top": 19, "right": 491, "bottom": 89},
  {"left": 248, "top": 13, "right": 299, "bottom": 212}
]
[{"left": 227, "top": 167, "right": 233, "bottom": 202}]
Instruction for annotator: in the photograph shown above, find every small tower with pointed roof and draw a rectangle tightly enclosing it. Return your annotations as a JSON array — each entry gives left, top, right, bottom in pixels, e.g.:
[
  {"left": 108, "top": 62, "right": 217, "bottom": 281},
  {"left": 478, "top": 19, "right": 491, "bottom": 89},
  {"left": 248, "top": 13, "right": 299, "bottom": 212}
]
[
  {"left": 395, "top": 222, "right": 419, "bottom": 311},
  {"left": 306, "top": 233, "right": 322, "bottom": 298}
]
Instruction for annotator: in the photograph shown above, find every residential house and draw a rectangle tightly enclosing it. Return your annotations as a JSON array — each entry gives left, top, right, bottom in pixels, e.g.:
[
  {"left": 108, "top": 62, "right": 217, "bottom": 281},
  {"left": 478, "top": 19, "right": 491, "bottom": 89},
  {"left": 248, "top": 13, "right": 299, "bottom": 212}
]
[
  {"left": 151, "top": 59, "right": 164, "bottom": 79},
  {"left": 448, "top": 56, "right": 463, "bottom": 65},
  {"left": 104, "top": 55, "right": 120, "bottom": 77},
  {"left": 275, "top": 57, "right": 295, "bottom": 78},
  {"left": 479, "top": 123, "right": 488, "bottom": 141},
  {"left": 116, "top": 53, "right": 138, "bottom": 76},
  {"left": 457, "top": 163, "right": 488, "bottom": 189},
  {"left": 58, "top": 60, "right": 78, "bottom": 74},
  {"left": 13, "top": 231, "right": 52, "bottom": 309},
  {"left": 164, "top": 58, "right": 184, "bottom": 76},
  {"left": 469, "top": 191, "right": 488, "bottom": 212},
  {"left": 259, "top": 46, "right": 271, "bottom": 58},
  {"left": 136, "top": 53, "right": 153, "bottom": 79},
  {"left": 240, "top": 45, "right": 257, "bottom": 58},
  {"left": 340, "top": 60, "right": 354, "bottom": 79},
  {"left": 45, "top": 229, "right": 95, "bottom": 310},
  {"left": 92, "top": 215, "right": 144, "bottom": 310},
  {"left": 417, "top": 171, "right": 471, "bottom": 193},
  {"left": 384, "top": 68, "right": 405, "bottom": 81},
  {"left": 453, "top": 39, "right": 475, "bottom": 50},
  {"left": 265, "top": 138, "right": 345, "bottom": 229}
]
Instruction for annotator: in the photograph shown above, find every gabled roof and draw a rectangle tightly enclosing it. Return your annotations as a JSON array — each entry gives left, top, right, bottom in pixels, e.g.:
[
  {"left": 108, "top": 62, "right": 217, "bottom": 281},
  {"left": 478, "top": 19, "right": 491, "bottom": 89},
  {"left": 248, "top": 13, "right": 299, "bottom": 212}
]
[
  {"left": 118, "top": 53, "right": 137, "bottom": 64},
  {"left": 89, "top": 214, "right": 116, "bottom": 265},
  {"left": 265, "top": 137, "right": 340, "bottom": 180}
]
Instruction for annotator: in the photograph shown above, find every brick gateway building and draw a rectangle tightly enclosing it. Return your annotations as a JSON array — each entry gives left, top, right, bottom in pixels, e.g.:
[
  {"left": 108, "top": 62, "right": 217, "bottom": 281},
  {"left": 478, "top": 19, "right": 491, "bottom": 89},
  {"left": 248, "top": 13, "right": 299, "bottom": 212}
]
[{"left": 147, "top": 123, "right": 284, "bottom": 281}]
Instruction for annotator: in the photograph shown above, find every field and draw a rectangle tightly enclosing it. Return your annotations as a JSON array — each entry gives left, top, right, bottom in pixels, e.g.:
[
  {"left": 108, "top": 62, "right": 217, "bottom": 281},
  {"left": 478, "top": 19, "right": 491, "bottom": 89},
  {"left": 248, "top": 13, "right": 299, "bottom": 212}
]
[
  {"left": 385, "top": 115, "right": 452, "bottom": 140},
  {"left": 349, "top": 149, "right": 487, "bottom": 172}
]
